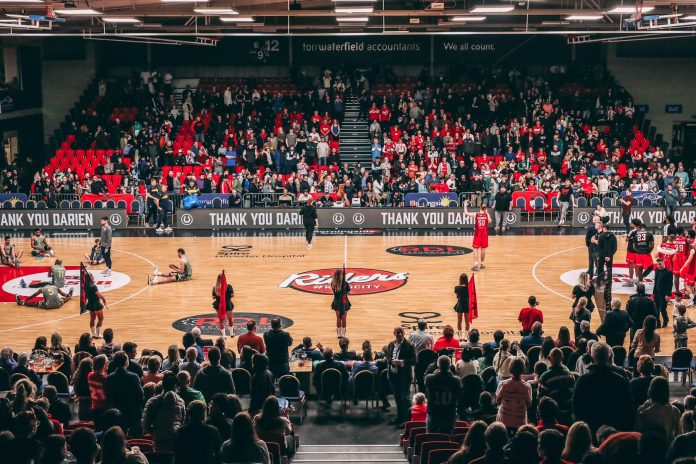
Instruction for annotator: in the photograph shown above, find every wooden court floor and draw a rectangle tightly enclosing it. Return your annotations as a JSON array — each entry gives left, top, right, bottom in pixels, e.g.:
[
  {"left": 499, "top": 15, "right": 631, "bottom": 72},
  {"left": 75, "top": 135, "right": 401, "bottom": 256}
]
[{"left": 1, "top": 234, "right": 692, "bottom": 354}]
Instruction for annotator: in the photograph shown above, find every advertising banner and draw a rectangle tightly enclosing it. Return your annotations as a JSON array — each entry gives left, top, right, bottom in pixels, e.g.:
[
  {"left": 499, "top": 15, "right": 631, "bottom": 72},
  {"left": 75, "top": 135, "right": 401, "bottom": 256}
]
[
  {"left": 196, "top": 194, "right": 231, "bottom": 208},
  {"left": 177, "top": 207, "right": 522, "bottom": 230},
  {"left": 0, "top": 209, "right": 128, "bottom": 230},
  {"left": 433, "top": 36, "right": 576, "bottom": 63},
  {"left": 0, "top": 193, "right": 28, "bottom": 205},
  {"left": 292, "top": 36, "right": 428, "bottom": 63},
  {"left": 404, "top": 192, "right": 459, "bottom": 208},
  {"left": 572, "top": 207, "right": 696, "bottom": 228}
]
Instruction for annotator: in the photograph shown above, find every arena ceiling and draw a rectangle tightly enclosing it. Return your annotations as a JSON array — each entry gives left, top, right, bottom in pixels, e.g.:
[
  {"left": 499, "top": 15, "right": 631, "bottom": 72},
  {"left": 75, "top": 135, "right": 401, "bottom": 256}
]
[{"left": 1, "top": 0, "right": 696, "bottom": 37}]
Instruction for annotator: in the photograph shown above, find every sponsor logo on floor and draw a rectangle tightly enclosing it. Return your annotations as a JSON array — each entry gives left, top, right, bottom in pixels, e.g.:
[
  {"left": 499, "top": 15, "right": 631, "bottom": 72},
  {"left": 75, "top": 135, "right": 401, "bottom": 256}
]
[
  {"left": 0, "top": 266, "right": 130, "bottom": 302},
  {"left": 171, "top": 312, "right": 294, "bottom": 335},
  {"left": 279, "top": 268, "right": 408, "bottom": 295},
  {"left": 215, "top": 244, "right": 306, "bottom": 259},
  {"left": 560, "top": 264, "right": 666, "bottom": 295},
  {"left": 386, "top": 245, "right": 473, "bottom": 257}
]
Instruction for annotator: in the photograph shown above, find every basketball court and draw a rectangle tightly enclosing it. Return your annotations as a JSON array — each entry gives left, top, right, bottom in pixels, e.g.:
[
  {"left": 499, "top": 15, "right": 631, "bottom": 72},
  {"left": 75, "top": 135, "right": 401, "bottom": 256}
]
[{"left": 1, "top": 232, "right": 688, "bottom": 353}]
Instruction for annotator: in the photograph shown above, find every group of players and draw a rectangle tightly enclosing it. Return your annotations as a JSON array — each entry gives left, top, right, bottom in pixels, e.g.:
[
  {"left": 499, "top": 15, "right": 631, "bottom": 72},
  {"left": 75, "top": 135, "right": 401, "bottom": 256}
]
[{"left": 1, "top": 228, "right": 57, "bottom": 269}]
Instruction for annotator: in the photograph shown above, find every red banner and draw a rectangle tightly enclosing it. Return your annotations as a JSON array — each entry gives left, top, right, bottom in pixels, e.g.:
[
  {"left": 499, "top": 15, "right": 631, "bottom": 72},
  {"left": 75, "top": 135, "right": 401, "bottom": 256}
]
[
  {"left": 468, "top": 275, "right": 478, "bottom": 323},
  {"left": 81, "top": 194, "right": 134, "bottom": 213}
]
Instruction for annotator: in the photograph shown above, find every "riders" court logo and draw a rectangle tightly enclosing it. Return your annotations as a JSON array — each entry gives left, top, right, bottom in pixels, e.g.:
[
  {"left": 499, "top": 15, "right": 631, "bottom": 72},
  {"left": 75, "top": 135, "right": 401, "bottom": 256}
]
[
  {"left": 386, "top": 245, "right": 473, "bottom": 257},
  {"left": 279, "top": 268, "right": 408, "bottom": 295}
]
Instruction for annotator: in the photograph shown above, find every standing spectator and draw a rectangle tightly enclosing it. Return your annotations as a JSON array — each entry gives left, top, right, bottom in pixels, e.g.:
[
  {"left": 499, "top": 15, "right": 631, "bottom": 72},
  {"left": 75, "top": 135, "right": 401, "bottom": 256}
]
[
  {"left": 249, "top": 354, "right": 275, "bottom": 414},
  {"left": 87, "top": 354, "right": 110, "bottom": 427},
  {"left": 433, "top": 325, "right": 460, "bottom": 352},
  {"left": 538, "top": 348, "right": 575, "bottom": 412},
  {"left": 408, "top": 319, "right": 434, "bottom": 354},
  {"left": 595, "top": 220, "right": 617, "bottom": 282},
  {"left": 425, "top": 355, "right": 462, "bottom": 433},
  {"left": 585, "top": 219, "right": 601, "bottom": 278},
  {"left": 142, "top": 372, "right": 185, "bottom": 452},
  {"left": 674, "top": 303, "right": 696, "bottom": 349},
  {"left": 492, "top": 185, "right": 512, "bottom": 231},
  {"left": 664, "top": 183, "right": 680, "bottom": 217},
  {"left": 174, "top": 401, "right": 221, "bottom": 464},
  {"left": 538, "top": 429, "right": 567, "bottom": 464},
  {"left": 518, "top": 296, "right": 543, "bottom": 336},
  {"left": 192, "top": 347, "right": 235, "bottom": 402},
  {"left": 99, "top": 426, "right": 149, "bottom": 464},
  {"left": 572, "top": 342, "right": 634, "bottom": 434},
  {"left": 630, "top": 315, "right": 661, "bottom": 359},
  {"left": 386, "top": 327, "right": 417, "bottom": 427},
  {"left": 312, "top": 348, "right": 348, "bottom": 401},
  {"left": 556, "top": 179, "right": 574, "bottom": 226},
  {"left": 263, "top": 318, "right": 293, "bottom": 379},
  {"left": 630, "top": 355, "right": 655, "bottom": 411},
  {"left": 495, "top": 358, "right": 532, "bottom": 431},
  {"left": 626, "top": 283, "right": 657, "bottom": 341},
  {"left": 570, "top": 297, "right": 592, "bottom": 340},
  {"left": 104, "top": 351, "right": 144, "bottom": 436},
  {"left": 561, "top": 421, "right": 593, "bottom": 463},
  {"left": 652, "top": 258, "right": 673, "bottom": 328},
  {"left": 469, "top": 422, "right": 509, "bottom": 464},
  {"left": 237, "top": 320, "right": 266, "bottom": 354},
  {"left": 619, "top": 189, "right": 635, "bottom": 232},
  {"left": 179, "top": 347, "right": 201, "bottom": 379},
  {"left": 596, "top": 298, "right": 632, "bottom": 347}
]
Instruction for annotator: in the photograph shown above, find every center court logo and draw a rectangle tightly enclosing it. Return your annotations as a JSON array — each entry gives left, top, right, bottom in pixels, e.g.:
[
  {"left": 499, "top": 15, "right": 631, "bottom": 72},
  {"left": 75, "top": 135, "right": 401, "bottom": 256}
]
[
  {"left": 386, "top": 245, "right": 473, "bottom": 257},
  {"left": 279, "top": 268, "right": 408, "bottom": 295},
  {"left": 172, "top": 312, "right": 294, "bottom": 336},
  {"left": 560, "top": 264, "right": 659, "bottom": 295},
  {"left": 0, "top": 266, "right": 130, "bottom": 302}
]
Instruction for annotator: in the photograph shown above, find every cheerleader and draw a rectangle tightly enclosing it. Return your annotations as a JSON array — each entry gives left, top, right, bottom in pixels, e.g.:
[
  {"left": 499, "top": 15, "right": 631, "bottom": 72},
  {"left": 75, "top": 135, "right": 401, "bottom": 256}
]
[
  {"left": 331, "top": 269, "right": 351, "bottom": 338},
  {"left": 213, "top": 273, "right": 235, "bottom": 338},
  {"left": 454, "top": 273, "right": 470, "bottom": 339}
]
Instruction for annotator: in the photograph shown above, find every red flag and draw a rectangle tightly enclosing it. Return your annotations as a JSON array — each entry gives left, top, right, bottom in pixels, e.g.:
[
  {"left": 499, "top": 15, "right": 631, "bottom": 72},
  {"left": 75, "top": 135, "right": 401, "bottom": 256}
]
[
  {"left": 217, "top": 270, "right": 227, "bottom": 320},
  {"left": 467, "top": 275, "right": 478, "bottom": 323},
  {"left": 79, "top": 262, "right": 93, "bottom": 315}
]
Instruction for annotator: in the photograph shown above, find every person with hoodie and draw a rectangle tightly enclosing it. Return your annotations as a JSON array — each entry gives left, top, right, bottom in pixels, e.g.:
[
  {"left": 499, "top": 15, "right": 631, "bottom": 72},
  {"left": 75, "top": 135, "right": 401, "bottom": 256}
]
[{"left": 142, "top": 372, "right": 186, "bottom": 452}]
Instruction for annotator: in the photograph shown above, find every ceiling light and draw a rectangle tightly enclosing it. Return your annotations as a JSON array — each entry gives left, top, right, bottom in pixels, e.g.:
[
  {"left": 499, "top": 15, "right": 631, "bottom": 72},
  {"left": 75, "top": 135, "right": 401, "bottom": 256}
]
[
  {"left": 566, "top": 14, "right": 603, "bottom": 20},
  {"left": 193, "top": 7, "right": 237, "bottom": 14},
  {"left": 681, "top": 15, "right": 696, "bottom": 19},
  {"left": 332, "top": 0, "right": 376, "bottom": 2},
  {"left": 334, "top": 7, "right": 373, "bottom": 13},
  {"left": 54, "top": 8, "right": 102, "bottom": 15},
  {"left": 219, "top": 16, "right": 254, "bottom": 22},
  {"left": 0, "top": 0, "right": 44, "bottom": 3},
  {"left": 336, "top": 16, "right": 369, "bottom": 22},
  {"left": 450, "top": 16, "right": 486, "bottom": 21},
  {"left": 103, "top": 17, "right": 141, "bottom": 23},
  {"left": 607, "top": 6, "right": 654, "bottom": 14},
  {"left": 470, "top": 6, "right": 514, "bottom": 13},
  {"left": 161, "top": 0, "right": 209, "bottom": 3}
]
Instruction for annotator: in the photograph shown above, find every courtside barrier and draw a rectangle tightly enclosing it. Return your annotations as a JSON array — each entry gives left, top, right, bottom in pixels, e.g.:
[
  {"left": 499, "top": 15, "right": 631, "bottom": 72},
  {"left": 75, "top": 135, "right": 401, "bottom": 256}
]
[
  {"left": 0, "top": 209, "right": 128, "bottom": 230},
  {"left": 572, "top": 206, "right": 696, "bottom": 228}
]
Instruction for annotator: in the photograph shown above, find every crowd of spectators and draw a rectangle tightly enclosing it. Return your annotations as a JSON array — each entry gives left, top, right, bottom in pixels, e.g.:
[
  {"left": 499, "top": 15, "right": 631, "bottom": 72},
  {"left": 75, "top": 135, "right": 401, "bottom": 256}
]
[
  {"left": 1, "top": 297, "right": 696, "bottom": 463},
  {"left": 24, "top": 64, "right": 694, "bottom": 209}
]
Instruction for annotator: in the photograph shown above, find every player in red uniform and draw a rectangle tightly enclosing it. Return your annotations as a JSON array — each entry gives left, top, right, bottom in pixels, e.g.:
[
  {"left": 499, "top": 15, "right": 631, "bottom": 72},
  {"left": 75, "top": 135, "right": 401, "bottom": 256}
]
[
  {"left": 679, "top": 243, "right": 696, "bottom": 305},
  {"left": 464, "top": 201, "right": 492, "bottom": 271},
  {"left": 672, "top": 230, "right": 689, "bottom": 292},
  {"left": 624, "top": 219, "right": 640, "bottom": 287}
]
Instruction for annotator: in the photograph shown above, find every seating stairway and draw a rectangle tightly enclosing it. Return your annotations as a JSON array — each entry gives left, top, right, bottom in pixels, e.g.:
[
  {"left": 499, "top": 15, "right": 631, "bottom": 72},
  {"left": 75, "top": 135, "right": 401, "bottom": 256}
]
[{"left": 293, "top": 444, "right": 407, "bottom": 463}]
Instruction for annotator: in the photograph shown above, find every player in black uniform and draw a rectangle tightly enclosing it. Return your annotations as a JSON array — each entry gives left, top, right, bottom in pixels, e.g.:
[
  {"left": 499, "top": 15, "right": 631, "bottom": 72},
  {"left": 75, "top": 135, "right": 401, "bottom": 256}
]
[
  {"left": 331, "top": 269, "right": 350, "bottom": 339},
  {"left": 299, "top": 199, "right": 319, "bottom": 249},
  {"left": 633, "top": 222, "right": 655, "bottom": 282},
  {"left": 624, "top": 219, "right": 640, "bottom": 287},
  {"left": 424, "top": 355, "right": 462, "bottom": 433}
]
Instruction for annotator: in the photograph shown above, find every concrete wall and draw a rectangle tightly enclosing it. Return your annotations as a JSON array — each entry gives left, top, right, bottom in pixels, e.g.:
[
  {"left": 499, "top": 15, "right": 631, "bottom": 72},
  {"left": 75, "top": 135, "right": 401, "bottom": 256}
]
[
  {"left": 607, "top": 42, "right": 696, "bottom": 145},
  {"left": 41, "top": 42, "right": 96, "bottom": 141}
]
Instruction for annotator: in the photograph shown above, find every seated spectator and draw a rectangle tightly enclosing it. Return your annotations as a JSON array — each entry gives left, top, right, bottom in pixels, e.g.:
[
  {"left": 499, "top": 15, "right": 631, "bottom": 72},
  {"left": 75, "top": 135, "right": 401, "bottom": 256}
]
[
  {"left": 312, "top": 347, "right": 348, "bottom": 400},
  {"left": 630, "top": 355, "right": 655, "bottom": 410},
  {"left": 455, "top": 346, "right": 480, "bottom": 378},
  {"left": 335, "top": 337, "right": 360, "bottom": 361},
  {"left": 410, "top": 392, "right": 427, "bottom": 422},
  {"left": 206, "top": 393, "right": 234, "bottom": 441},
  {"left": 292, "top": 337, "right": 324, "bottom": 361},
  {"left": 193, "top": 347, "right": 235, "bottom": 402},
  {"left": 179, "top": 347, "right": 201, "bottom": 379},
  {"left": 162, "top": 344, "right": 181, "bottom": 373},
  {"left": 174, "top": 400, "right": 221, "bottom": 464},
  {"left": 635, "top": 376, "right": 681, "bottom": 440},
  {"left": 536, "top": 397, "right": 569, "bottom": 435},
  {"left": 473, "top": 391, "right": 498, "bottom": 424},
  {"left": 462, "top": 328, "right": 483, "bottom": 349},
  {"left": 98, "top": 328, "right": 118, "bottom": 357},
  {"left": 495, "top": 357, "right": 532, "bottom": 430},
  {"left": 142, "top": 372, "right": 185, "bottom": 453},
  {"left": 254, "top": 396, "right": 295, "bottom": 458},
  {"left": 562, "top": 421, "right": 594, "bottom": 462},
  {"left": 492, "top": 339, "right": 526, "bottom": 380},
  {"left": 12, "top": 353, "right": 41, "bottom": 390},
  {"left": 520, "top": 322, "right": 544, "bottom": 354},
  {"left": 570, "top": 297, "right": 592, "bottom": 340},
  {"left": 75, "top": 332, "right": 99, "bottom": 357},
  {"left": 538, "top": 429, "right": 566, "bottom": 464},
  {"left": 666, "top": 411, "right": 696, "bottom": 462},
  {"left": 42, "top": 385, "right": 70, "bottom": 427},
  {"left": 191, "top": 327, "right": 213, "bottom": 347},
  {"left": 503, "top": 429, "right": 540, "bottom": 464},
  {"left": 578, "top": 320, "right": 599, "bottom": 343},
  {"left": 238, "top": 345, "right": 257, "bottom": 372},
  {"left": 348, "top": 349, "right": 378, "bottom": 394},
  {"left": 237, "top": 320, "right": 266, "bottom": 354},
  {"left": 141, "top": 355, "right": 163, "bottom": 385},
  {"left": 469, "top": 421, "right": 508, "bottom": 464},
  {"left": 433, "top": 325, "right": 460, "bottom": 352},
  {"left": 555, "top": 326, "right": 575, "bottom": 350},
  {"left": 100, "top": 426, "right": 149, "bottom": 464},
  {"left": 182, "top": 332, "right": 204, "bottom": 364},
  {"left": 249, "top": 354, "right": 275, "bottom": 414},
  {"left": 176, "top": 370, "right": 205, "bottom": 406},
  {"left": 214, "top": 337, "right": 236, "bottom": 370},
  {"left": 221, "top": 412, "right": 270, "bottom": 464},
  {"left": 576, "top": 339, "right": 597, "bottom": 375},
  {"left": 446, "top": 420, "right": 487, "bottom": 463},
  {"left": 67, "top": 427, "right": 99, "bottom": 464},
  {"left": 477, "top": 344, "right": 496, "bottom": 371}
]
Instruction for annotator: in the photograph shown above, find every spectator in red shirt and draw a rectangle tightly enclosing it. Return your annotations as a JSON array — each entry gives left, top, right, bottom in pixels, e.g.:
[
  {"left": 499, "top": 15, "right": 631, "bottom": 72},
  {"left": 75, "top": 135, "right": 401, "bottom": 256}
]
[
  {"left": 518, "top": 296, "right": 544, "bottom": 336},
  {"left": 237, "top": 320, "right": 266, "bottom": 354},
  {"left": 87, "top": 354, "right": 111, "bottom": 425},
  {"left": 433, "top": 325, "right": 460, "bottom": 352}
]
